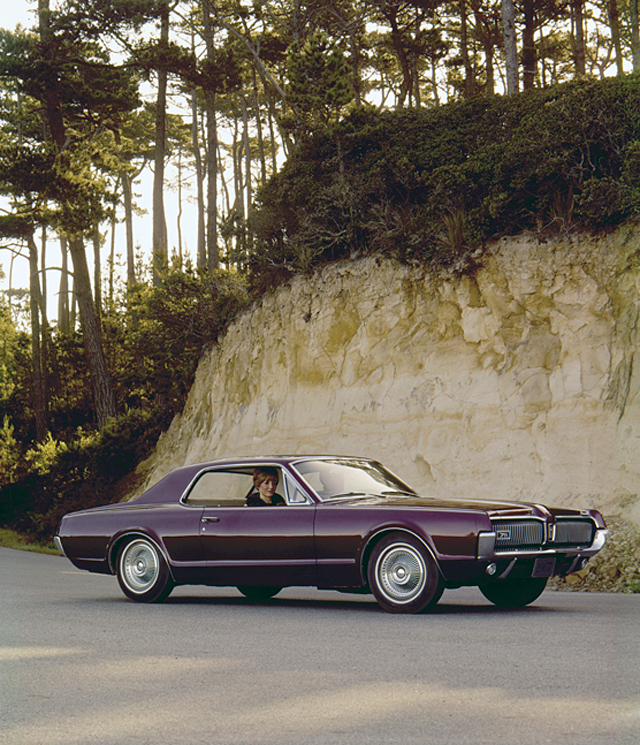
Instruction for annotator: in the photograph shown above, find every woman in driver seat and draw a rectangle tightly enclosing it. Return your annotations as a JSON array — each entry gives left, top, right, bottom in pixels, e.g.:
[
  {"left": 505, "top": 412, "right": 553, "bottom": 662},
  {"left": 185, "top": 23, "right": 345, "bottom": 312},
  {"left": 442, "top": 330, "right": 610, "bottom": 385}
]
[{"left": 246, "top": 468, "right": 286, "bottom": 506}]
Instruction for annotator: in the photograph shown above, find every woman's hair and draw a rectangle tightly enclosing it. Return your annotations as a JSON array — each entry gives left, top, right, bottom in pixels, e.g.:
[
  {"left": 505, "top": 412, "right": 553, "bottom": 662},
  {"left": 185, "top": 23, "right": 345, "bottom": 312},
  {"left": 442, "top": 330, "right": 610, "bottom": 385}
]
[{"left": 253, "top": 467, "right": 279, "bottom": 488}]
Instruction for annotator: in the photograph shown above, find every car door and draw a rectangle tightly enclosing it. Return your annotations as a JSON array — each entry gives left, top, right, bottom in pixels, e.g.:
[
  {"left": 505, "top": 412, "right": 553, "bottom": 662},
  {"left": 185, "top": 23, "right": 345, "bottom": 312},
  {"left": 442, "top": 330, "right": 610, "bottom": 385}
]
[{"left": 188, "top": 468, "right": 316, "bottom": 586}]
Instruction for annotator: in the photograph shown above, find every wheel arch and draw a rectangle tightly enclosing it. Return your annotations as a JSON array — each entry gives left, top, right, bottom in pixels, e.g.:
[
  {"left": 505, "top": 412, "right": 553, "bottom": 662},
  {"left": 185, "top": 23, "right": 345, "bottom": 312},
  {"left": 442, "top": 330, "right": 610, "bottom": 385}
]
[
  {"left": 361, "top": 527, "right": 442, "bottom": 585},
  {"left": 108, "top": 531, "right": 175, "bottom": 583}
]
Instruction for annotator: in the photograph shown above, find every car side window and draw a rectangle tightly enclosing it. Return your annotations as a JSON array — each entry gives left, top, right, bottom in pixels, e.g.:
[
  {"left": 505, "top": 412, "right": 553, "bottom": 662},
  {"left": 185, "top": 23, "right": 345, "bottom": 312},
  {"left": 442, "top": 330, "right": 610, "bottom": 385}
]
[
  {"left": 186, "top": 471, "right": 253, "bottom": 506},
  {"left": 284, "top": 474, "right": 310, "bottom": 504}
]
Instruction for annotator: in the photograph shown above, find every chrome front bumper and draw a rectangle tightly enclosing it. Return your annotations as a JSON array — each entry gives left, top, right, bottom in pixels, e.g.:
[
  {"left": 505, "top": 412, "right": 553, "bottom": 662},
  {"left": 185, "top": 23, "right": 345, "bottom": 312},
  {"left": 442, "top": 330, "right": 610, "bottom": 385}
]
[{"left": 477, "top": 527, "right": 609, "bottom": 561}]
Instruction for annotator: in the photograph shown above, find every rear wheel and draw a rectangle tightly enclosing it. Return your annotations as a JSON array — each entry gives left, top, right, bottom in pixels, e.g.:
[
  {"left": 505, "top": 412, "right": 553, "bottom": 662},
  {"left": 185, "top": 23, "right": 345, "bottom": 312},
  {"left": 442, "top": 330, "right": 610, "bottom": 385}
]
[
  {"left": 367, "top": 533, "right": 443, "bottom": 614},
  {"left": 116, "top": 537, "right": 174, "bottom": 603},
  {"left": 480, "top": 577, "right": 548, "bottom": 608},
  {"left": 237, "top": 586, "right": 282, "bottom": 600}
]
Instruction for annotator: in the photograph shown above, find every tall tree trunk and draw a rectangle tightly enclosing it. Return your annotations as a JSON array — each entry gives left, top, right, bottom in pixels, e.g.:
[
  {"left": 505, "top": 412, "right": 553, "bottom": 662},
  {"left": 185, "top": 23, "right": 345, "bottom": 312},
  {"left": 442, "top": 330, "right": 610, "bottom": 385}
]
[
  {"left": 608, "top": 0, "right": 623, "bottom": 76},
  {"left": 630, "top": 0, "right": 640, "bottom": 71},
  {"left": 202, "top": 0, "right": 219, "bottom": 271},
  {"left": 232, "top": 117, "right": 245, "bottom": 260},
  {"left": 502, "top": 0, "right": 518, "bottom": 95},
  {"left": 38, "top": 0, "right": 116, "bottom": 426},
  {"left": 191, "top": 88, "right": 206, "bottom": 268},
  {"left": 176, "top": 149, "right": 183, "bottom": 264},
  {"left": 39, "top": 225, "right": 50, "bottom": 420},
  {"left": 120, "top": 168, "right": 136, "bottom": 289},
  {"left": 252, "top": 65, "right": 267, "bottom": 185},
  {"left": 484, "top": 40, "right": 495, "bottom": 95},
  {"left": 58, "top": 234, "right": 70, "bottom": 334},
  {"left": 431, "top": 59, "right": 440, "bottom": 105},
  {"left": 522, "top": 0, "right": 536, "bottom": 89},
  {"left": 348, "top": 28, "right": 363, "bottom": 106},
  {"left": 474, "top": 10, "right": 496, "bottom": 95},
  {"left": 389, "top": 16, "right": 411, "bottom": 107},
  {"left": 39, "top": 225, "right": 47, "bottom": 326},
  {"left": 241, "top": 96, "right": 252, "bottom": 256},
  {"left": 460, "top": 0, "right": 474, "bottom": 98},
  {"left": 92, "top": 220, "right": 102, "bottom": 321},
  {"left": 205, "top": 91, "right": 219, "bottom": 271},
  {"left": 571, "top": 0, "right": 586, "bottom": 76},
  {"left": 67, "top": 236, "right": 116, "bottom": 426},
  {"left": 217, "top": 136, "right": 232, "bottom": 216},
  {"left": 70, "top": 274, "right": 77, "bottom": 333},
  {"left": 27, "top": 232, "right": 47, "bottom": 441},
  {"left": 153, "top": 0, "right": 169, "bottom": 285},
  {"left": 114, "top": 128, "right": 136, "bottom": 289}
]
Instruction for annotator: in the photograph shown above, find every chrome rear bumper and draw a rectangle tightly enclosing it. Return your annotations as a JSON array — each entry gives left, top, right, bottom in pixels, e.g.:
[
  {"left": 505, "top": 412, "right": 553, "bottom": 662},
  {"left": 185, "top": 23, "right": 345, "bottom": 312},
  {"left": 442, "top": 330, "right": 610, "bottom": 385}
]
[{"left": 54, "top": 535, "right": 66, "bottom": 557}]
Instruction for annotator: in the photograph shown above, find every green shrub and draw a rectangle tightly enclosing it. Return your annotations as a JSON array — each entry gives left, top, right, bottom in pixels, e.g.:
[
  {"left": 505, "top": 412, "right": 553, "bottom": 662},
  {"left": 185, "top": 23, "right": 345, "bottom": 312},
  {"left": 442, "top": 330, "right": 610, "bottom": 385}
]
[
  {"left": 0, "top": 406, "right": 171, "bottom": 543},
  {"left": 251, "top": 75, "right": 640, "bottom": 283},
  {"left": 120, "top": 265, "right": 249, "bottom": 413},
  {"left": 0, "top": 416, "right": 19, "bottom": 487}
]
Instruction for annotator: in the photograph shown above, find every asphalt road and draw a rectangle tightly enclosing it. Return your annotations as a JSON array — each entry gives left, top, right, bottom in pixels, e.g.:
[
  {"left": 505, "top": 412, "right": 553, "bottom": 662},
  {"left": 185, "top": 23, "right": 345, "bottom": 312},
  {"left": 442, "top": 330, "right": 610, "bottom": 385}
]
[{"left": 1, "top": 547, "right": 638, "bottom": 745}]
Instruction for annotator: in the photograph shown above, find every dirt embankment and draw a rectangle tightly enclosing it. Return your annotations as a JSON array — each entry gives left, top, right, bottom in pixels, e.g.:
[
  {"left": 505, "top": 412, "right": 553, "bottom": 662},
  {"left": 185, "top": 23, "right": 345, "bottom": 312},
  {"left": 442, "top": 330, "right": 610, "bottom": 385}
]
[{"left": 549, "top": 517, "right": 640, "bottom": 593}]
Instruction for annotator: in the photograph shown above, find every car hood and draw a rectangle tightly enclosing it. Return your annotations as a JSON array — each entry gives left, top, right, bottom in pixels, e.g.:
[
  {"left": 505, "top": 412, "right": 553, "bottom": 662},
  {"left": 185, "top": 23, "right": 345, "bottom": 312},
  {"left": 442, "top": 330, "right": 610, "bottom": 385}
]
[{"left": 324, "top": 493, "right": 548, "bottom": 517}]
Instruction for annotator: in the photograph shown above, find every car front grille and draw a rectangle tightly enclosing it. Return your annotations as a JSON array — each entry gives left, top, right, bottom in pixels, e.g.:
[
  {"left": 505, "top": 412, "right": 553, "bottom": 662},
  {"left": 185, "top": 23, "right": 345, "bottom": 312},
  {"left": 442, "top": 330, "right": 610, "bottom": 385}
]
[
  {"left": 552, "top": 520, "right": 594, "bottom": 546},
  {"left": 491, "top": 518, "right": 595, "bottom": 551},
  {"left": 493, "top": 521, "right": 544, "bottom": 549}
]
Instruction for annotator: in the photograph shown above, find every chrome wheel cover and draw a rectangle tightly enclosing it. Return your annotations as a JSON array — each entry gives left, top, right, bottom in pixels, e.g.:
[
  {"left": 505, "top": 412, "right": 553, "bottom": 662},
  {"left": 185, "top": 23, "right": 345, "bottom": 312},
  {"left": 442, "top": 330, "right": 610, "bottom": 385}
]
[
  {"left": 121, "top": 540, "right": 160, "bottom": 594},
  {"left": 375, "top": 542, "right": 427, "bottom": 604}
]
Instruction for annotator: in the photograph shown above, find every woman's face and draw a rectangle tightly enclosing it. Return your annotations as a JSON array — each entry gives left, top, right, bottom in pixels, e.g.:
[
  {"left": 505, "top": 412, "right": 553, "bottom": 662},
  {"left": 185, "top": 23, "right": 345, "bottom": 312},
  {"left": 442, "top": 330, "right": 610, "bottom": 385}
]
[{"left": 258, "top": 476, "right": 278, "bottom": 502}]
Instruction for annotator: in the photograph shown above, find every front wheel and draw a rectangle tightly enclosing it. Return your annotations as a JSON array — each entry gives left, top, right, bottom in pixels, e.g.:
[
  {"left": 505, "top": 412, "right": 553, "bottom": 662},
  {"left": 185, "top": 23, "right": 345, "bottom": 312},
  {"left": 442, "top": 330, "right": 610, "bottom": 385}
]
[
  {"left": 479, "top": 577, "right": 548, "bottom": 608},
  {"left": 367, "top": 533, "right": 443, "bottom": 614},
  {"left": 116, "top": 537, "right": 175, "bottom": 603},
  {"left": 237, "top": 586, "right": 282, "bottom": 600}
]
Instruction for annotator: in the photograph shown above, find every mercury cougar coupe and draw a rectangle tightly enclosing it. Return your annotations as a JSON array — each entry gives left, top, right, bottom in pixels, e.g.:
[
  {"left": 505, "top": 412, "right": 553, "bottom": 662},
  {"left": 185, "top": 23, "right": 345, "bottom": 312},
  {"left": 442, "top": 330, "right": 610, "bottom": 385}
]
[{"left": 54, "top": 456, "right": 608, "bottom": 613}]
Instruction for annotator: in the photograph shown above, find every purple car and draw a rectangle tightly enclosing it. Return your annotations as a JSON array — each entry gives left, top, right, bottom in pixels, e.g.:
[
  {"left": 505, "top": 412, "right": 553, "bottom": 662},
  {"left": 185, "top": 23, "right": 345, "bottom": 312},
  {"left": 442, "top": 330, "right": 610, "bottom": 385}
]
[{"left": 55, "top": 456, "right": 608, "bottom": 613}]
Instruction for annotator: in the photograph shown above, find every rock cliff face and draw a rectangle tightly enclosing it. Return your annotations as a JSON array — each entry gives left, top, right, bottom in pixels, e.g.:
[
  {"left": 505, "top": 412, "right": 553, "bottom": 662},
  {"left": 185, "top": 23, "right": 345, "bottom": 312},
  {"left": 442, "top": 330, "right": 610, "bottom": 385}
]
[{"left": 140, "top": 228, "right": 640, "bottom": 528}]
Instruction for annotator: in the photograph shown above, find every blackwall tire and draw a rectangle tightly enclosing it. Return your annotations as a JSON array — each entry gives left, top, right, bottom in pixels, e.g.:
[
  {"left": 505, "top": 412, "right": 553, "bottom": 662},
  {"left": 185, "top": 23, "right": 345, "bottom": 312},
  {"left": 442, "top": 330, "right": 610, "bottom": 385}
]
[
  {"left": 479, "top": 577, "right": 548, "bottom": 608},
  {"left": 367, "top": 533, "right": 442, "bottom": 614},
  {"left": 116, "top": 537, "right": 175, "bottom": 603}
]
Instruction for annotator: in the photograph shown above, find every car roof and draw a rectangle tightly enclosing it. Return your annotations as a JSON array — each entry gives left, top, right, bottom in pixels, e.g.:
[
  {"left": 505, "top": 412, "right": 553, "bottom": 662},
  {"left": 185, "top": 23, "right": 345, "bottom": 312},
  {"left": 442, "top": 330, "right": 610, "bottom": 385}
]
[
  {"left": 174, "top": 455, "right": 370, "bottom": 469},
  {"left": 134, "top": 456, "right": 376, "bottom": 505}
]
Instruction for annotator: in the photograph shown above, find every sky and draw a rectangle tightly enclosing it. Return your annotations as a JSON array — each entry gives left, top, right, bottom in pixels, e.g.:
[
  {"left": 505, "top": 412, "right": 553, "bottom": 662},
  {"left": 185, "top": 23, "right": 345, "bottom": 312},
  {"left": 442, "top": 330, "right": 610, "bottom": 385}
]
[{"left": 3, "top": 0, "right": 36, "bottom": 32}]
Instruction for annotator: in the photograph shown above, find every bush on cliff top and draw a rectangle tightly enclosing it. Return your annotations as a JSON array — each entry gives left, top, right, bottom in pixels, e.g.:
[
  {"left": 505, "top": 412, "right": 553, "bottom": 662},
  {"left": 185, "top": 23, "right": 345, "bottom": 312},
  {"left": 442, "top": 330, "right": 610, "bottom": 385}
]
[{"left": 251, "top": 75, "right": 640, "bottom": 282}]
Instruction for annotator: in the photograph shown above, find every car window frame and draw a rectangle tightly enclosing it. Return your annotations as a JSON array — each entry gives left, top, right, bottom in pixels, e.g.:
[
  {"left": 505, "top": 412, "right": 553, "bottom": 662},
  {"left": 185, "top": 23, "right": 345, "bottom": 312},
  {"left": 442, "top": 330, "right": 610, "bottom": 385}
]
[{"left": 180, "top": 464, "right": 315, "bottom": 507}]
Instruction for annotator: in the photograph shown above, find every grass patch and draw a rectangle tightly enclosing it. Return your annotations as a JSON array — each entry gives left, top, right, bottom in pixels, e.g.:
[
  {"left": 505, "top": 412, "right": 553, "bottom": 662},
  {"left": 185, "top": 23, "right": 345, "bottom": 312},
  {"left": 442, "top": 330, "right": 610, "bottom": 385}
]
[{"left": 0, "top": 527, "right": 60, "bottom": 554}]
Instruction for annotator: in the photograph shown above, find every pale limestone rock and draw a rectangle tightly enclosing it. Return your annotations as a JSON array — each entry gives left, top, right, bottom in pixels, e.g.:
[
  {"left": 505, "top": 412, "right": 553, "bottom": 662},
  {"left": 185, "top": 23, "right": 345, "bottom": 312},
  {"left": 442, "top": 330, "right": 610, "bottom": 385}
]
[{"left": 137, "top": 228, "right": 640, "bottom": 526}]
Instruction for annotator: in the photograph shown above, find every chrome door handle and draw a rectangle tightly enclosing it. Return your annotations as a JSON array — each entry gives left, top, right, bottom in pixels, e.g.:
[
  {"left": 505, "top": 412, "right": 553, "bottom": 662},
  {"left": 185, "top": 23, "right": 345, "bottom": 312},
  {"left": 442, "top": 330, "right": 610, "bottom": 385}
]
[{"left": 202, "top": 516, "right": 220, "bottom": 523}]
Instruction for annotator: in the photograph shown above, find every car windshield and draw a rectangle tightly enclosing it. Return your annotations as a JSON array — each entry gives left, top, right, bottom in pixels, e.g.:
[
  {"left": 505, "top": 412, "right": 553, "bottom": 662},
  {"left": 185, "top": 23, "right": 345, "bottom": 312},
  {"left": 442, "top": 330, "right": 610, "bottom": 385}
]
[{"left": 293, "top": 458, "right": 417, "bottom": 501}]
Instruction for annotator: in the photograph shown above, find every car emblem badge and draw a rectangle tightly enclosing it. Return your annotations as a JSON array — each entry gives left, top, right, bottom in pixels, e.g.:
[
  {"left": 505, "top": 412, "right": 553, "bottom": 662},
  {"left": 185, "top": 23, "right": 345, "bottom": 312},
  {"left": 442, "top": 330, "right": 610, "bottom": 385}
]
[{"left": 497, "top": 530, "right": 511, "bottom": 540}]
